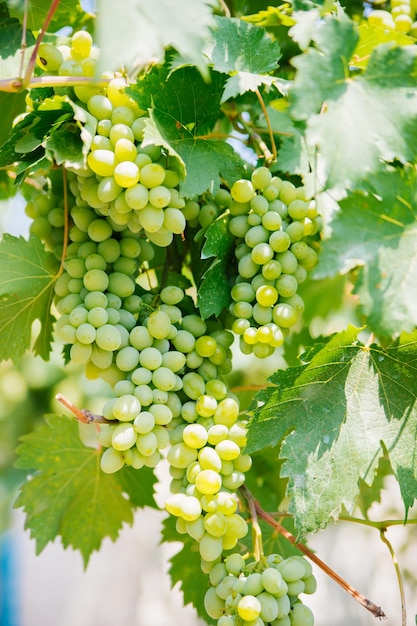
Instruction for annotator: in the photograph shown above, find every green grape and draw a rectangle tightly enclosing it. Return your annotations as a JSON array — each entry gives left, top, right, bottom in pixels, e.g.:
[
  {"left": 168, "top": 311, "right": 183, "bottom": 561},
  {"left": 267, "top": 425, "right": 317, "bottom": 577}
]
[
  {"left": 100, "top": 447, "right": 125, "bottom": 473},
  {"left": 289, "top": 603, "right": 314, "bottom": 626},
  {"left": 114, "top": 161, "right": 140, "bottom": 188},
  {"left": 112, "top": 422, "right": 137, "bottom": 450},
  {"left": 204, "top": 586, "right": 226, "bottom": 619},
  {"left": 95, "top": 324, "right": 122, "bottom": 351},
  {"left": 195, "top": 469, "right": 222, "bottom": 494},
  {"left": 231, "top": 179, "right": 255, "bottom": 203},
  {"left": 278, "top": 557, "right": 307, "bottom": 582},
  {"left": 75, "top": 322, "right": 96, "bottom": 344},
  {"left": 276, "top": 594, "right": 291, "bottom": 618},
  {"left": 138, "top": 347, "right": 162, "bottom": 370},
  {"left": 261, "top": 568, "right": 287, "bottom": 596},
  {"left": 167, "top": 442, "right": 198, "bottom": 468},
  {"left": 139, "top": 163, "right": 165, "bottom": 187},
  {"left": 152, "top": 366, "right": 177, "bottom": 391},
  {"left": 87, "top": 149, "right": 116, "bottom": 176},
  {"left": 115, "top": 346, "right": 140, "bottom": 371},
  {"left": 237, "top": 595, "right": 261, "bottom": 621},
  {"left": 107, "top": 272, "right": 135, "bottom": 298},
  {"left": 258, "top": 591, "right": 279, "bottom": 622},
  {"left": 136, "top": 431, "right": 158, "bottom": 456},
  {"left": 182, "top": 372, "right": 206, "bottom": 399},
  {"left": 183, "top": 423, "right": 209, "bottom": 449},
  {"left": 251, "top": 166, "right": 272, "bottom": 190},
  {"left": 200, "top": 533, "right": 224, "bottom": 562}
]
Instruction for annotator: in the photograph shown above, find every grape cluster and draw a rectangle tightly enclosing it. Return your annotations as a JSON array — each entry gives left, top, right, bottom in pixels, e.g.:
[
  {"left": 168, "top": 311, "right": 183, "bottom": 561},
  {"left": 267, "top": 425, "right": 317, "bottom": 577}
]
[
  {"left": 27, "top": 31, "right": 319, "bottom": 626},
  {"left": 204, "top": 552, "right": 316, "bottom": 626},
  {"left": 227, "top": 167, "right": 320, "bottom": 358},
  {"left": 368, "top": 0, "right": 417, "bottom": 34},
  {"left": 36, "top": 31, "right": 188, "bottom": 246}
]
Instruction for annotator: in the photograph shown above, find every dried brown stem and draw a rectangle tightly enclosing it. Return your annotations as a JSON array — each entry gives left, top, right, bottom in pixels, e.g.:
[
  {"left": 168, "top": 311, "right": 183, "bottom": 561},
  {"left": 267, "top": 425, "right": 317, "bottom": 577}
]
[
  {"left": 240, "top": 485, "right": 386, "bottom": 620},
  {"left": 55, "top": 394, "right": 113, "bottom": 424}
]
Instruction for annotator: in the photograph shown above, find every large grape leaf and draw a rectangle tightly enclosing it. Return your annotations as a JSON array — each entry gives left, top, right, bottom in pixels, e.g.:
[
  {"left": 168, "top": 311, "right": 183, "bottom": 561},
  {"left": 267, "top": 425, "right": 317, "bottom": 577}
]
[
  {"left": 130, "top": 65, "right": 244, "bottom": 197},
  {"left": 246, "top": 327, "right": 417, "bottom": 535},
  {"left": 314, "top": 168, "right": 417, "bottom": 338},
  {"left": 161, "top": 516, "right": 214, "bottom": 624},
  {"left": 0, "top": 234, "right": 57, "bottom": 364},
  {"left": 289, "top": 11, "right": 417, "bottom": 188},
  {"left": 198, "top": 217, "right": 235, "bottom": 319},
  {"left": 206, "top": 16, "right": 282, "bottom": 102},
  {"left": 96, "top": 0, "right": 215, "bottom": 75},
  {"left": 15, "top": 415, "right": 157, "bottom": 566}
]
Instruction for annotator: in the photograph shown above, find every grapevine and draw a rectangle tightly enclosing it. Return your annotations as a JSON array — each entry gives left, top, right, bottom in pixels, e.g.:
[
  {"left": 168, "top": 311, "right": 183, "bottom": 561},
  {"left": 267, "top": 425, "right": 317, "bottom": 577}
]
[{"left": 1, "top": 2, "right": 417, "bottom": 626}]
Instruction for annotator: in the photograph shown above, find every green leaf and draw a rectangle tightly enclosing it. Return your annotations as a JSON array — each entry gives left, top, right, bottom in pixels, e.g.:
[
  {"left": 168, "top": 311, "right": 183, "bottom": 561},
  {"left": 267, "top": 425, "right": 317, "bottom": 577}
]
[
  {"left": 0, "top": 2, "right": 36, "bottom": 79},
  {"left": 96, "top": 0, "right": 215, "bottom": 75},
  {"left": 207, "top": 16, "right": 281, "bottom": 101},
  {"left": 290, "top": 12, "right": 417, "bottom": 188},
  {"left": 290, "top": 11, "right": 359, "bottom": 119},
  {"left": 131, "top": 65, "right": 244, "bottom": 197},
  {"left": 0, "top": 234, "right": 56, "bottom": 364},
  {"left": 247, "top": 327, "right": 417, "bottom": 534},
  {"left": 7, "top": 0, "right": 82, "bottom": 32},
  {"left": 114, "top": 465, "right": 157, "bottom": 509},
  {"left": 198, "top": 217, "right": 235, "bottom": 319},
  {"left": 161, "top": 516, "right": 213, "bottom": 624},
  {"left": 315, "top": 168, "right": 417, "bottom": 338},
  {"left": 15, "top": 415, "right": 155, "bottom": 566}
]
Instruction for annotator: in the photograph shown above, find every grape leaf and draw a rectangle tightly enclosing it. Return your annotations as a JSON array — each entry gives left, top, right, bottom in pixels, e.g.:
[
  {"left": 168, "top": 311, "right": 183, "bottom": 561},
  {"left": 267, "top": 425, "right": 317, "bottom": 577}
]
[
  {"left": 0, "top": 234, "right": 56, "bottom": 364},
  {"left": 7, "top": 0, "right": 81, "bottom": 32},
  {"left": 290, "top": 12, "right": 417, "bottom": 188},
  {"left": 198, "top": 217, "right": 235, "bottom": 319},
  {"left": 15, "top": 415, "right": 156, "bottom": 566},
  {"left": 96, "top": 0, "right": 215, "bottom": 75},
  {"left": 206, "top": 16, "right": 282, "bottom": 101},
  {"left": 0, "top": 2, "right": 36, "bottom": 79},
  {"left": 247, "top": 327, "right": 417, "bottom": 535},
  {"left": 161, "top": 516, "right": 214, "bottom": 624},
  {"left": 314, "top": 168, "right": 417, "bottom": 338},
  {"left": 130, "top": 65, "right": 244, "bottom": 197},
  {"left": 290, "top": 11, "right": 359, "bottom": 119}
]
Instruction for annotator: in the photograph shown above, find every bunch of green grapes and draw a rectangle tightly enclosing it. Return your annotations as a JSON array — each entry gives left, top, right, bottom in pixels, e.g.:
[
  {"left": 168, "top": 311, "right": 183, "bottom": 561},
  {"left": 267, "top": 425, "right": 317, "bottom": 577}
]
[
  {"left": 36, "top": 31, "right": 188, "bottom": 246},
  {"left": 164, "top": 384, "right": 251, "bottom": 565},
  {"left": 27, "top": 33, "right": 320, "bottom": 626},
  {"left": 204, "top": 552, "right": 316, "bottom": 626},
  {"left": 227, "top": 167, "right": 320, "bottom": 358},
  {"left": 25, "top": 188, "right": 66, "bottom": 259},
  {"left": 368, "top": 0, "right": 417, "bottom": 34},
  {"left": 94, "top": 286, "right": 234, "bottom": 473}
]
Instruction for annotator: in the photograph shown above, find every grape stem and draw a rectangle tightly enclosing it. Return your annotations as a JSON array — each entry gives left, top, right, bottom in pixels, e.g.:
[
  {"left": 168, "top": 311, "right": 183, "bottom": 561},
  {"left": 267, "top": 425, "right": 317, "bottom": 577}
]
[
  {"left": 55, "top": 394, "right": 113, "bottom": 424},
  {"left": 379, "top": 529, "right": 406, "bottom": 626},
  {"left": 255, "top": 88, "right": 277, "bottom": 164},
  {"left": 240, "top": 484, "right": 386, "bottom": 620}
]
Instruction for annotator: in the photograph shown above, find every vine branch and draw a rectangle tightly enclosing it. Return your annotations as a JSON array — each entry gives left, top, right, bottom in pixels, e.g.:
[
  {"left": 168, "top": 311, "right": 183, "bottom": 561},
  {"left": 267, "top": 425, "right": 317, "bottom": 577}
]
[{"left": 240, "top": 485, "right": 386, "bottom": 620}]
